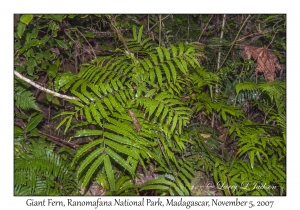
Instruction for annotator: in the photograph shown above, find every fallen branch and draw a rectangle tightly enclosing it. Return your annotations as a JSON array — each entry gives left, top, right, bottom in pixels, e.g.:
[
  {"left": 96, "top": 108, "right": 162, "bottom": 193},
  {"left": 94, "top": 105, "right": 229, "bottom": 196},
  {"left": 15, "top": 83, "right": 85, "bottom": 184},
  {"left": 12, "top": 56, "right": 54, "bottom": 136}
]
[
  {"left": 14, "top": 70, "right": 80, "bottom": 101},
  {"left": 39, "top": 131, "right": 79, "bottom": 149}
]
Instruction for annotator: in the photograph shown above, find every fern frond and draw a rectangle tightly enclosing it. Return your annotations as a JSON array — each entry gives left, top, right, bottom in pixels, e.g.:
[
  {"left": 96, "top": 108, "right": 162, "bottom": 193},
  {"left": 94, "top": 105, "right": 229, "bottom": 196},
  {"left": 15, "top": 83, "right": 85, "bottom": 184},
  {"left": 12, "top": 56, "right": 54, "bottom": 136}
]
[
  {"left": 14, "top": 140, "right": 78, "bottom": 195},
  {"left": 104, "top": 155, "right": 116, "bottom": 191},
  {"left": 14, "top": 89, "right": 41, "bottom": 111},
  {"left": 235, "top": 82, "right": 258, "bottom": 94},
  {"left": 77, "top": 147, "right": 105, "bottom": 177},
  {"left": 106, "top": 147, "right": 135, "bottom": 174},
  {"left": 82, "top": 154, "right": 105, "bottom": 188}
]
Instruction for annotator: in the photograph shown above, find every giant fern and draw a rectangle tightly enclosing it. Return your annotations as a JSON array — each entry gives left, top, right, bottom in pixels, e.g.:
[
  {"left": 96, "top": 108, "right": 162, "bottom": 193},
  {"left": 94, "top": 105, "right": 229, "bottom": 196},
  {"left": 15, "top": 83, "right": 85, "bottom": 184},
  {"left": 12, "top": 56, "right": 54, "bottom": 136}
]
[{"left": 54, "top": 38, "right": 204, "bottom": 194}]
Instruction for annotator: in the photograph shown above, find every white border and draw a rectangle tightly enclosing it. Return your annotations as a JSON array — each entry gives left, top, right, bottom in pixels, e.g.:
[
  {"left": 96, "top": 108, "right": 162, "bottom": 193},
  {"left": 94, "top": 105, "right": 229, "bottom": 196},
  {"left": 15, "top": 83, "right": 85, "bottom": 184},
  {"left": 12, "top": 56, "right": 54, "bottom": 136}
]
[{"left": 2, "top": 1, "right": 298, "bottom": 209}]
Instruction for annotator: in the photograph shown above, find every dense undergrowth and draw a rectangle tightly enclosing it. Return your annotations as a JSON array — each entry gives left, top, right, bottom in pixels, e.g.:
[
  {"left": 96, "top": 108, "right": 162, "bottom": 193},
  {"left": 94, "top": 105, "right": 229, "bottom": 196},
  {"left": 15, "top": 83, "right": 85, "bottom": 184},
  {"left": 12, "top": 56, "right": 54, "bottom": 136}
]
[{"left": 14, "top": 14, "right": 286, "bottom": 195}]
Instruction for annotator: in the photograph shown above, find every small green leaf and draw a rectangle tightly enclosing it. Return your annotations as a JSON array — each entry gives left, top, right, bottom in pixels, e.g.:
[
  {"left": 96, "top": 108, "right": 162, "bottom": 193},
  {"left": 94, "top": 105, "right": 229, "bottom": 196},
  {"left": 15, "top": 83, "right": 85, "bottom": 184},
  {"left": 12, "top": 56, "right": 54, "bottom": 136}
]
[
  {"left": 31, "top": 29, "right": 38, "bottom": 38},
  {"left": 47, "top": 64, "right": 59, "bottom": 78},
  {"left": 132, "top": 26, "right": 137, "bottom": 41},
  {"left": 175, "top": 178, "right": 188, "bottom": 195},
  {"left": 40, "top": 35, "right": 49, "bottom": 44},
  {"left": 148, "top": 53, "right": 158, "bottom": 65},
  {"left": 85, "top": 32, "right": 95, "bottom": 38},
  {"left": 82, "top": 154, "right": 105, "bottom": 188},
  {"left": 105, "top": 140, "right": 138, "bottom": 159},
  {"left": 140, "top": 185, "right": 169, "bottom": 192},
  {"left": 55, "top": 39, "right": 68, "bottom": 49},
  {"left": 27, "top": 66, "right": 35, "bottom": 76},
  {"left": 74, "top": 129, "right": 103, "bottom": 138},
  {"left": 84, "top": 106, "right": 92, "bottom": 123},
  {"left": 170, "top": 113, "right": 178, "bottom": 133},
  {"left": 25, "top": 114, "right": 43, "bottom": 133},
  {"left": 142, "top": 178, "right": 174, "bottom": 187},
  {"left": 77, "top": 147, "right": 104, "bottom": 176},
  {"left": 108, "top": 94, "right": 123, "bottom": 113},
  {"left": 14, "top": 126, "right": 23, "bottom": 136},
  {"left": 137, "top": 25, "right": 143, "bottom": 43},
  {"left": 213, "top": 168, "right": 219, "bottom": 184},
  {"left": 144, "top": 58, "right": 153, "bottom": 68},
  {"left": 148, "top": 101, "right": 159, "bottom": 118},
  {"left": 73, "top": 139, "right": 104, "bottom": 164},
  {"left": 90, "top": 103, "right": 102, "bottom": 126},
  {"left": 178, "top": 172, "right": 191, "bottom": 191},
  {"left": 249, "top": 151, "right": 255, "bottom": 169},
  {"left": 29, "top": 128, "right": 40, "bottom": 136},
  {"left": 103, "top": 97, "right": 114, "bottom": 113},
  {"left": 150, "top": 69, "right": 155, "bottom": 83},
  {"left": 161, "top": 64, "right": 171, "bottom": 84},
  {"left": 51, "top": 96, "right": 61, "bottom": 106},
  {"left": 104, "top": 156, "right": 116, "bottom": 191},
  {"left": 96, "top": 99, "right": 110, "bottom": 122},
  {"left": 71, "top": 90, "right": 89, "bottom": 104},
  {"left": 18, "top": 39, "right": 39, "bottom": 54},
  {"left": 106, "top": 147, "right": 134, "bottom": 174},
  {"left": 167, "top": 61, "right": 177, "bottom": 82},
  {"left": 44, "top": 14, "right": 66, "bottom": 22},
  {"left": 155, "top": 66, "right": 163, "bottom": 87},
  {"left": 160, "top": 106, "right": 169, "bottom": 124},
  {"left": 17, "top": 22, "right": 26, "bottom": 38},
  {"left": 256, "top": 151, "right": 263, "bottom": 164},
  {"left": 154, "top": 103, "right": 164, "bottom": 117},
  {"left": 64, "top": 115, "right": 73, "bottom": 134},
  {"left": 162, "top": 47, "right": 171, "bottom": 60},
  {"left": 20, "top": 15, "right": 33, "bottom": 25},
  {"left": 55, "top": 116, "right": 70, "bottom": 131},
  {"left": 26, "top": 58, "right": 36, "bottom": 68},
  {"left": 221, "top": 110, "right": 227, "bottom": 121},
  {"left": 156, "top": 47, "right": 164, "bottom": 63},
  {"left": 178, "top": 43, "right": 184, "bottom": 55},
  {"left": 68, "top": 14, "right": 77, "bottom": 18},
  {"left": 174, "top": 58, "right": 186, "bottom": 74},
  {"left": 170, "top": 44, "right": 178, "bottom": 57},
  {"left": 144, "top": 89, "right": 156, "bottom": 98}
]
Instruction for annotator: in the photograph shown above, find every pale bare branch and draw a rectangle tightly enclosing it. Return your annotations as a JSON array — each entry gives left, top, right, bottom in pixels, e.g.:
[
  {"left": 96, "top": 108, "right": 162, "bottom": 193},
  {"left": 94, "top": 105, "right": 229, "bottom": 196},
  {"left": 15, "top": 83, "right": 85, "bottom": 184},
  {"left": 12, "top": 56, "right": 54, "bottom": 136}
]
[{"left": 14, "top": 70, "right": 80, "bottom": 101}]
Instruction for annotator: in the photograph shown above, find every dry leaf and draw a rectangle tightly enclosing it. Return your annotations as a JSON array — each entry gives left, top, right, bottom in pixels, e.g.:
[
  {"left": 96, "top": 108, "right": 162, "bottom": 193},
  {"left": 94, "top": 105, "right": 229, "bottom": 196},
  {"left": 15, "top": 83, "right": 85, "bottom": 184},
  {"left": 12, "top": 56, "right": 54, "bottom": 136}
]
[
  {"left": 241, "top": 45, "right": 281, "bottom": 82},
  {"left": 200, "top": 133, "right": 211, "bottom": 138},
  {"left": 128, "top": 110, "right": 141, "bottom": 131}
]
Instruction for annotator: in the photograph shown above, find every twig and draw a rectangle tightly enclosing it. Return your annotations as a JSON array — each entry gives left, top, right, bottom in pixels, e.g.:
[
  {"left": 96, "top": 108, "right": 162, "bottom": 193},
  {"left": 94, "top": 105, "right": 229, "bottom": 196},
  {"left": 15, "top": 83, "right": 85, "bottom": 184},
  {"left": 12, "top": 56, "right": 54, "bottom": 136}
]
[
  {"left": 34, "top": 75, "right": 48, "bottom": 97},
  {"left": 47, "top": 137, "right": 75, "bottom": 150},
  {"left": 218, "top": 15, "right": 251, "bottom": 71},
  {"left": 162, "top": 21, "right": 169, "bottom": 45},
  {"left": 236, "top": 30, "right": 270, "bottom": 43},
  {"left": 198, "top": 15, "right": 213, "bottom": 42},
  {"left": 147, "top": 15, "right": 170, "bottom": 33},
  {"left": 159, "top": 14, "right": 162, "bottom": 47},
  {"left": 109, "top": 15, "right": 130, "bottom": 53},
  {"left": 14, "top": 70, "right": 80, "bottom": 101},
  {"left": 74, "top": 28, "right": 97, "bottom": 58},
  {"left": 147, "top": 15, "right": 150, "bottom": 31},
  {"left": 65, "top": 29, "right": 96, "bottom": 62},
  {"left": 39, "top": 131, "right": 79, "bottom": 149},
  {"left": 217, "top": 14, "right": 226, "bottom": 71},
  {"left": 267, "top": 33, "right": 277, "bottom": 48}
]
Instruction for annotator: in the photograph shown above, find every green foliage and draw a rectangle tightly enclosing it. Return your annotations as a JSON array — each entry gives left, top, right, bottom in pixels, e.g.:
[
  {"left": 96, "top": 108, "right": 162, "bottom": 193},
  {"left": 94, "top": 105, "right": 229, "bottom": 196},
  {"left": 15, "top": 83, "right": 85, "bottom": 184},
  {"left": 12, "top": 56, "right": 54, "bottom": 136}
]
[
  {"left": 186, "top": 119, "right": 285, "bottom": 196},
  {"left": 236, "top": 81, "right": 286, "bottom": 109},
  {"left": 14, "top": 14, "right": 286, "bottom": 196},
  {"left": 141, "top": 160, "right": 194, "bottom": 195},
  {"left": 14, "top": 137, "right": 78, "bottom": 195},
  {"left": 55, "top": 40, "right": 203, "bottom": 194},
  {"left": 124, "top": 26, "right": 156, "bottom": 53},
  {"left": 14, "top": 86, "right": 41, "bottom": 112}
]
